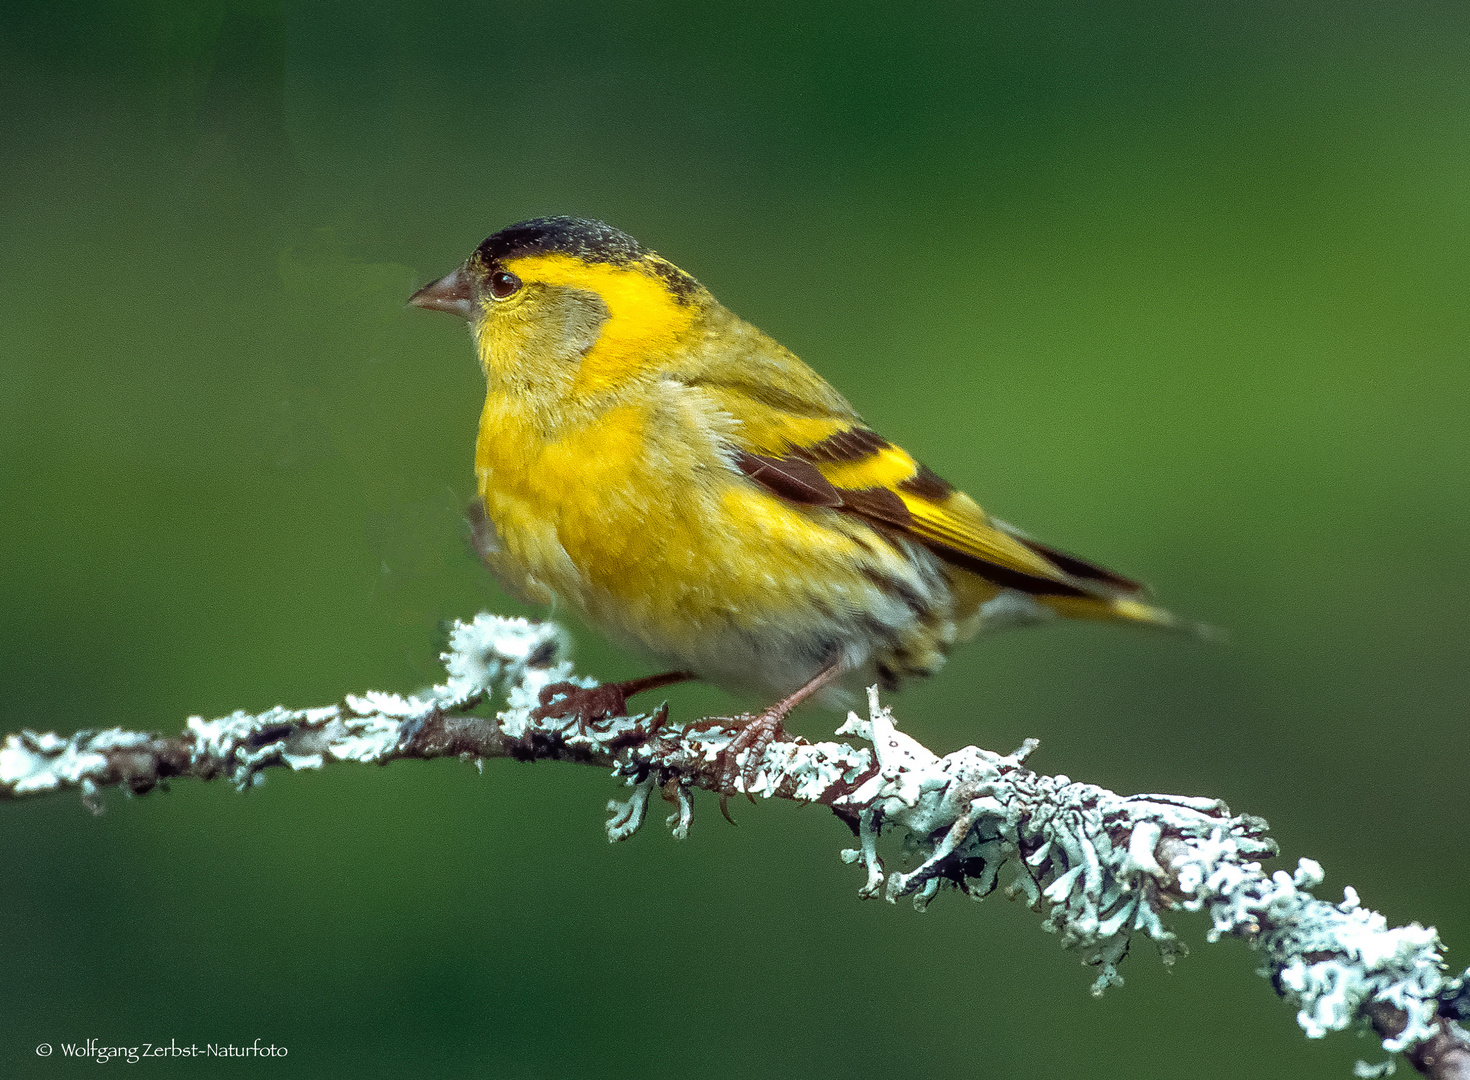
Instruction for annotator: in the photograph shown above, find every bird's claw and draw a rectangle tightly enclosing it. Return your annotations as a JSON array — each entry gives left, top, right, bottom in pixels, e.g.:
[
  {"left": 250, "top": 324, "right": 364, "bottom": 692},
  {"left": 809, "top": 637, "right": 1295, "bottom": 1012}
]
[
  {"left": 717, "top": 709, "right": 786, "bottom": 796},
  {"left": 530, "top": 671, "right": 693, "bottom": 731},
  {"left": 530, "top": 681, "right": 627, "bottom": 729}
]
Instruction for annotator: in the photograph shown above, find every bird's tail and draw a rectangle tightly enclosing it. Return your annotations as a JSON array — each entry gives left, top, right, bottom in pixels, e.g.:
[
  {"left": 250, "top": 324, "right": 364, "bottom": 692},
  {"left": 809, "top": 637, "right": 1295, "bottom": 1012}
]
[
  {"left": 1041, "top": 593, "right": 1223, "bottom": 641},
  {"left": 983, "top": 520, "right": 1220, "bottom": 640}
]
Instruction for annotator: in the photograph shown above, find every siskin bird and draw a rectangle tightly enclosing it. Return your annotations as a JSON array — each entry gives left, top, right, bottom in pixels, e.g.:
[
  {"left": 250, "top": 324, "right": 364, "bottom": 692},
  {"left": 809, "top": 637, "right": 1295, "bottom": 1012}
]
[{"left": 410, "top": 216, "right": 1191, "bottom": 787}]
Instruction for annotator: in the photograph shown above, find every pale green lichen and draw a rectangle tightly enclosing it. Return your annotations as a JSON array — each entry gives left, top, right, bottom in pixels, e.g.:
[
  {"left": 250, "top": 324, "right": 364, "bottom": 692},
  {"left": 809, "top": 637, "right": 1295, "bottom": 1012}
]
[
  {"left": 2, "top": 613, "right": 1460, "bottom": 1075},
  {"left": 826, "top": 685, "right": 1453, "bottom": 1065}
]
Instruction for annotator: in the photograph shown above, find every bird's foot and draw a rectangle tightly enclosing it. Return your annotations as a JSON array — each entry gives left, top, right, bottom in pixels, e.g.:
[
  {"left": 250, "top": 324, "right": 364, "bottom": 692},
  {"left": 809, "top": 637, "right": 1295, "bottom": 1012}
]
[
  {"left": 531, "top": 682, "right": 628, "bottom": 728},
  {"left": 530, "top": 671, "right": 693, "bottom": 731},
  {"left": 716, "top": 660, "right": 844, "bottom": 796},
  {"left": 718, "top": 707, "right": 788, "bottom": 795}
]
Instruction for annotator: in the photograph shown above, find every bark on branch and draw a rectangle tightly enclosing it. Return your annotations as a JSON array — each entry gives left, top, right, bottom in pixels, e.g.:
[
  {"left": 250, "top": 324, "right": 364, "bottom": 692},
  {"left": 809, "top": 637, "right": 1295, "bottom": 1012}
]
[{"left": 2, "top": 613, "right": 1464, "bottom": 1077}]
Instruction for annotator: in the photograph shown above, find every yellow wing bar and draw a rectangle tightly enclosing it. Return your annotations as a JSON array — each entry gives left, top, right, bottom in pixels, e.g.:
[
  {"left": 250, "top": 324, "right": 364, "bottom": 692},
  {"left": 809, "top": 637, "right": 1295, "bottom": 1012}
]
[{"left": 729, "top": 420, "right": 1141, "bottom": 600}]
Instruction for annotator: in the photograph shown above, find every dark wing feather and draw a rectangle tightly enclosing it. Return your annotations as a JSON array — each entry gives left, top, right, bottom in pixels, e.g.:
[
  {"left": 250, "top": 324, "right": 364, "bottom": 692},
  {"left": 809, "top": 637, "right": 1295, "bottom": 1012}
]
[{"left": 730, "top": 446, "right": 1100, "bottom": 599}]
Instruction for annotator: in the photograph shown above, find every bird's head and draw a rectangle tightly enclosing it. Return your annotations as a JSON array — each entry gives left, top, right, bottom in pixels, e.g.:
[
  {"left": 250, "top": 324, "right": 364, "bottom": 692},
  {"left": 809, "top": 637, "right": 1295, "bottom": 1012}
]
[{"left": 410, "top": 217, "right": 706, "bottom": 400}]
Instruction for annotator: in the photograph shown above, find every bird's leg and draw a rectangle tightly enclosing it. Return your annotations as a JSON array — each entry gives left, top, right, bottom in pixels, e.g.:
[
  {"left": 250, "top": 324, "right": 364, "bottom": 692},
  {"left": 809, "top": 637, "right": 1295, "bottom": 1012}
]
[
  {"left": 719, "top": 661, "right": 843, "bottom": 794},
  {"left": 530, "top": 670, "right": 694, "bottom": 730}
]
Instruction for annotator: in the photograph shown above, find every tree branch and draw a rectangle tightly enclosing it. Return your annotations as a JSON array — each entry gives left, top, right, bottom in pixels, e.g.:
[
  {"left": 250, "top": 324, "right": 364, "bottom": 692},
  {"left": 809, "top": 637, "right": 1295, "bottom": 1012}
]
[{"left": 2, "top": 613, "right": 1464, "bottom": 1077}]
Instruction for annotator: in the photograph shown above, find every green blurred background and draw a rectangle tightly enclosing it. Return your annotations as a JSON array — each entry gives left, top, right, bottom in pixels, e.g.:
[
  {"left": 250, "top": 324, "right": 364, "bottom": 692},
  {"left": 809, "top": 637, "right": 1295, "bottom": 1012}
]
[{"left": 3, "top": 2, "right": 1467, "bottom": 1076}]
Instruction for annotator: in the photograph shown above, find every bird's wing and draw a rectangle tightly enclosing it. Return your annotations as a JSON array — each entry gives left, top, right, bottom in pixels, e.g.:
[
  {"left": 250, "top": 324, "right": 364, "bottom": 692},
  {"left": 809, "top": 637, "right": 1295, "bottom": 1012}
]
[
  {"left": 715, "top": 403, "right": 1145, "bottom": 601},
  {"left": 674, "top": 317, "right": 1153, "bottom": 603}
]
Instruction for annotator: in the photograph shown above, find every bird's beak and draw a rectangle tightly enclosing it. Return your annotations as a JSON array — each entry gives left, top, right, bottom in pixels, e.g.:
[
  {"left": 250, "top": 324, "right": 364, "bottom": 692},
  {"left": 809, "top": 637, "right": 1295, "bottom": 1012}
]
[{"left": 408, "top": 266, "right": 474, "bottom": 319}]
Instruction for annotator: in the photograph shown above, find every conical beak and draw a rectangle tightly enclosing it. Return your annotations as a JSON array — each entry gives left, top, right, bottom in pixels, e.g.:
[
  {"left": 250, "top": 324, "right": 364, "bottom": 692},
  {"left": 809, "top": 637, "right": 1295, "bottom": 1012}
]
[{"left": 408, "top": 266, "right": 474, "bottom": 319}]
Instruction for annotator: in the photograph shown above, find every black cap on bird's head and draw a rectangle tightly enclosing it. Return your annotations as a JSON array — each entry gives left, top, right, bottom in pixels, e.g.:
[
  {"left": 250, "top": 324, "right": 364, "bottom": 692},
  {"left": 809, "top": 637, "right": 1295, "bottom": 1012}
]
[
  {"left": 472, "top": 217, "right": 646, "bottom": 268},
  {"left": 409, "top": 217, "right": 700, "bottom": 319}
]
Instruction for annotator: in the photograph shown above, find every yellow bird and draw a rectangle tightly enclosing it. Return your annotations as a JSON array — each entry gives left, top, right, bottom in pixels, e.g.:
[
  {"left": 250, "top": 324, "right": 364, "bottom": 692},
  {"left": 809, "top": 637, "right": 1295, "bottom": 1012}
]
[{"left": 411, "top": 217, "right": 1189, "bottom": 786}]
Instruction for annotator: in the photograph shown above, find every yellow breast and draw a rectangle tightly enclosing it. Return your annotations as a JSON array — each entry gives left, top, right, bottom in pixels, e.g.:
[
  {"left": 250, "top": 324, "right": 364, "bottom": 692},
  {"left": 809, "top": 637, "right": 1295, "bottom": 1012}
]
[
  {"left": 476, "top": 396, "right": 659, "bottom": 606},
  {"left": 473, "top": 386, "right": 937, "bottom": 665}
]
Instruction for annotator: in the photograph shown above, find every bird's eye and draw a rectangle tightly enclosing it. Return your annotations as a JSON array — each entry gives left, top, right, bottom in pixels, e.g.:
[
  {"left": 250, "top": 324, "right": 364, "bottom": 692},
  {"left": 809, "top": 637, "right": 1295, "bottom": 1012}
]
[{"left": 489, "top": 270, "right": 521, "bottom": 299}]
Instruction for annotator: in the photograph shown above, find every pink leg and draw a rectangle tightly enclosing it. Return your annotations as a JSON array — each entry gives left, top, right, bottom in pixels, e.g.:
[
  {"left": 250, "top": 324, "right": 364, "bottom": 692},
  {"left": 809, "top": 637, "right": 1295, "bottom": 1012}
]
[
  {"left": 719, "top": 661, "right": 843, "bottom": 793},
  {"left": 531, "top": 670, "right": 694, "bottom": 728}
]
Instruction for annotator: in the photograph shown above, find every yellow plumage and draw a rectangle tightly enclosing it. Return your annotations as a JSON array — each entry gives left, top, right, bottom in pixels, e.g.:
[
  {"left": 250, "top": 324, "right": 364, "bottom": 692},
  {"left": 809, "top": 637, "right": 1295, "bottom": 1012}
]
[{"left": 411, "top": 217, "right": 1189, "bottom": 718}]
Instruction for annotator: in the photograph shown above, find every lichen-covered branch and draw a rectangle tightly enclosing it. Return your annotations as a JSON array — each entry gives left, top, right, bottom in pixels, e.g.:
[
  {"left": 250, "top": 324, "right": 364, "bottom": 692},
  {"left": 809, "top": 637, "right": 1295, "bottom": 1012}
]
[{"left": 2, "top": 613, "right": 1465, "bottom": 1077}]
